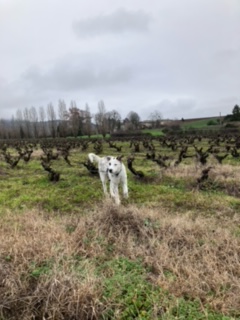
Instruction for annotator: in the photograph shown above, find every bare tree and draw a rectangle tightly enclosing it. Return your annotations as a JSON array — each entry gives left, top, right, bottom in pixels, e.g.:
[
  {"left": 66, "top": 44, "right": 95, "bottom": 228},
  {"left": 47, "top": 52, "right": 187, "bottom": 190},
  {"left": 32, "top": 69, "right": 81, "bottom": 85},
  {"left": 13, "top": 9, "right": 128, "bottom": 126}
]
[
  {"left": 0, "top": 119, "right": 8, "bottom": 139},
  {"left": 94, "top": 100, "right": 108, "bottom": 137},
  {"left": 58, "top": 99, "right": 68, "bottom": 137},
  {"left": 127, "top": 111, "right": 141, "bottom": 130},
  {"left": 23, "top": 107, "right": 32, "bottom": 138},
  {"left": 38, "top": 106, "right": 47, "bottom": 138},
  {"left": 47, "top": 103, "right": 57, "bottom": 138},
  {"left": 84, "top": 103, "right": 92, "bottom": 137},
  {"left": 149, "top": 110, "right": 162, "bottom": 128},
  {"left": 106, "top": 109, "right": 121, "bottom": 133},
  {"left": 29, "top": 106, "right": 39, "bottom": 138},
  {"left": 67, "top": 101, "right": 84, "bottom": 137},
  {"left": 9, "top": 116, "right": 18, "bottom": 139},
  {"left": 15, "top": 109, "right": 25, "bottom": 138}
]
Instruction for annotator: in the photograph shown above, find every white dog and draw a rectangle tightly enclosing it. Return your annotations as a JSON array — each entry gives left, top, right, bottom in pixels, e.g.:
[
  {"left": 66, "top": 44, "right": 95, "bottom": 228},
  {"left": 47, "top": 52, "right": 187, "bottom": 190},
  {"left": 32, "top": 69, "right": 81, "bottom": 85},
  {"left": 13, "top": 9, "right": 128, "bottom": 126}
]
[{"left": 88, "top": 153, "right": 128, "bottom": 205}]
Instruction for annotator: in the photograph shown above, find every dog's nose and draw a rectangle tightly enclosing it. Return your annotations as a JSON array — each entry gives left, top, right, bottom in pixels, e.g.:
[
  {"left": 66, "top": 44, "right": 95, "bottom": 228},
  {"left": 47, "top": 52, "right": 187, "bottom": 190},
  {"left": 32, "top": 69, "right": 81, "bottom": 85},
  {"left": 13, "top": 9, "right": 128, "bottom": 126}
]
[{"left": 109, "top": 169, "right": 112, "bottom": 173}]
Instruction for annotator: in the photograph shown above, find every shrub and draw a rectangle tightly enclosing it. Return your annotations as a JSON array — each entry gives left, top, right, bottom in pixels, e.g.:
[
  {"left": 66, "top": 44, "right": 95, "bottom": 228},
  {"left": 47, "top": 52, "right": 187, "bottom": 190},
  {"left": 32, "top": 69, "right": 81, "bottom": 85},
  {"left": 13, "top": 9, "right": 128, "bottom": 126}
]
[{"left": 207, "top": 120, "right": 218, "bottom": 126}]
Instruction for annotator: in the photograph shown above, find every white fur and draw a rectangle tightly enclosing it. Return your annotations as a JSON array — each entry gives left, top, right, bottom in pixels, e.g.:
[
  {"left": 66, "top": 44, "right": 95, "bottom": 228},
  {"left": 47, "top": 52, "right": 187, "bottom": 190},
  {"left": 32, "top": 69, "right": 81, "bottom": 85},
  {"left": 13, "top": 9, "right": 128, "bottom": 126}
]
[{"left": 88, "top": 153, "right": 128, "bottom": 205}]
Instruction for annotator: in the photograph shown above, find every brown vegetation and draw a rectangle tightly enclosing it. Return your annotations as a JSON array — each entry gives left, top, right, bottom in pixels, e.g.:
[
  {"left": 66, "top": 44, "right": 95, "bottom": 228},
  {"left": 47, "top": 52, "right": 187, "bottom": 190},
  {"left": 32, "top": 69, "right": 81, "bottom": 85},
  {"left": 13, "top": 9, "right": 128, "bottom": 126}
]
[{"left": 0, "top": 201, "right": 240, "bottom": 319}]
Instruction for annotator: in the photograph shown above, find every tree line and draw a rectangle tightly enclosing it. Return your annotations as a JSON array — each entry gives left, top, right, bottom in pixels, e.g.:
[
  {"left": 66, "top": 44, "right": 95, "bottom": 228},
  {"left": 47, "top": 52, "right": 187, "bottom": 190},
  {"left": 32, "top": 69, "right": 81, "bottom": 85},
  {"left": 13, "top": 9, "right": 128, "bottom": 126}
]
[{"left": 0, "top": 99, "right": 159, "bottom": 140}]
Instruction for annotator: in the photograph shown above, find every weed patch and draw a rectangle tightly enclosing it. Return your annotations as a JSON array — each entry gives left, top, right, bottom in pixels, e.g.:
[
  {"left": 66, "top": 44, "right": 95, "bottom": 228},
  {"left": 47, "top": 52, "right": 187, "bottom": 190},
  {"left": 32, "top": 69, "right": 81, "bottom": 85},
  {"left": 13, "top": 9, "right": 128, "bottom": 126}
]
[
  {"left": 0, "top": 206, "right": 239, "bottom": 319},
  {"left": 99, "top": 258, "right": 164, "bottom": 319}
]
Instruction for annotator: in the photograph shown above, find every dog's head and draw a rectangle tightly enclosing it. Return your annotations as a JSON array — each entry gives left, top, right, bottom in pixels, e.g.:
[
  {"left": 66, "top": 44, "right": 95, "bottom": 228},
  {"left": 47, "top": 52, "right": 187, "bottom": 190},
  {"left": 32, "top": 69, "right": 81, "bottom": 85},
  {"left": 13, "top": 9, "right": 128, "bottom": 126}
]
[{"left": 107, "top": 156, "right": 123, "bottom": 175}]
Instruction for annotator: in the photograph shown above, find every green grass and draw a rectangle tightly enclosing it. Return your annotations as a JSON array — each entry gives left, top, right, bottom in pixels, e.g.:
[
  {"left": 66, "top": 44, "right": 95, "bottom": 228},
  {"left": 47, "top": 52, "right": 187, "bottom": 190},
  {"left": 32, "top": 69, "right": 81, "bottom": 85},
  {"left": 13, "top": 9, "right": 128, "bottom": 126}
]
[
  {"left": 181, "top": 118, "right": 221, "bottom": 130},
  {"left": 141, "top": 119, "right": 222, "bottom": 134},
  {"left": 0, "top": 154, "right": 103, "bottom": 212},
  {"left": 99, "top": 257, "right": 160, "bottom": 319},
  {"left": 99, "top": 257, "right": 233, "bottom": 320},
  {"left": 142, "top": 128, "right": 164, "bottom": 136},
  {"left": 0, "top": 140, "right": 239, "bottom": 213}
]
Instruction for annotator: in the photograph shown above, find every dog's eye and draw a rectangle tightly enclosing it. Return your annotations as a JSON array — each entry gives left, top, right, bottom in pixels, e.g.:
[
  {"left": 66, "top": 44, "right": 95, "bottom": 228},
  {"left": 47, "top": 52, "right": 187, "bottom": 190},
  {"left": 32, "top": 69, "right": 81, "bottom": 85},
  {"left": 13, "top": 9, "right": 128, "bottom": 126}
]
[
  {"left": 109, "top": 162, "right": 111, "bottom": 165},
  {"left": 114, "top": 164, "right": 117, "bottom": 166}
]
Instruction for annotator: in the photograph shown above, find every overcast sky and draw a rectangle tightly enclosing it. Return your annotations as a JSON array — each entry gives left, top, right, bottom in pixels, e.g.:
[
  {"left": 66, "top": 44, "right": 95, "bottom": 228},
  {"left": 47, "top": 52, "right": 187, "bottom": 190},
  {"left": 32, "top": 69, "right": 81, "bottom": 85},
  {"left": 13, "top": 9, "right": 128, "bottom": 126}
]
[{"left": 0, "top": 0, "right": 239, "bottom": 121}]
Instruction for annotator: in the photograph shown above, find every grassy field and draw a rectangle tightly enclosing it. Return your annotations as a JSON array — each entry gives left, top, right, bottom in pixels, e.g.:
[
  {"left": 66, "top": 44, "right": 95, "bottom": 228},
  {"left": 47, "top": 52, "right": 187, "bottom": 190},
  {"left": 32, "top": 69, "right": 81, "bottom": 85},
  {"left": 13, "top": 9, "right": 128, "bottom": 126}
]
[
  {"left": 0, "top": 136, "right": 240, "bottom": 319},
  {"left": 142, "top": 129, "right": 164, "bottom": 136},
  {"left": 180, "top": 118, "right": 221, "bottom": 131},
  {"left": 141, "top": 118, "right": 224, "bottom": 136}
]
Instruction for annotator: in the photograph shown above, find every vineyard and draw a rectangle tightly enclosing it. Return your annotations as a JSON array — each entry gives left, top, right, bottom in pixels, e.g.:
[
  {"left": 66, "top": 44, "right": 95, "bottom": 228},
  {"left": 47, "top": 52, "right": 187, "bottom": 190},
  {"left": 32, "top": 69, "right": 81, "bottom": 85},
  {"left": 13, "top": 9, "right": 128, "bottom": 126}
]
[{"left": 0, "top": 132, "right": 240, "bottom": 319}]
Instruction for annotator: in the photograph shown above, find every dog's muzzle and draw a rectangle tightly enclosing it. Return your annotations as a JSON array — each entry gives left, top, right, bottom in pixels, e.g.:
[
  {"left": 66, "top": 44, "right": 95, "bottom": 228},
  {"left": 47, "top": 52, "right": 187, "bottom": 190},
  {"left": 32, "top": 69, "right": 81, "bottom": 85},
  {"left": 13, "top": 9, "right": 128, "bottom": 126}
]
[{"left": 110, "top": 169, "right": 121, "bottom": 177}]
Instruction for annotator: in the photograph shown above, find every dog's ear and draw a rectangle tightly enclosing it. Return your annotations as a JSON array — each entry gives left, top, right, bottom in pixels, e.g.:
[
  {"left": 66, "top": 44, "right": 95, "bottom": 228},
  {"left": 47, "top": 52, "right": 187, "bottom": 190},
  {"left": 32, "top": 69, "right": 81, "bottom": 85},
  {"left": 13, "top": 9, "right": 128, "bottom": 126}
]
[
  {"left": 107, "top": 156, "right": 111, "bottom": 161},
  {"left": 116, "top": 155, "right": 124, "bottom": 162}
]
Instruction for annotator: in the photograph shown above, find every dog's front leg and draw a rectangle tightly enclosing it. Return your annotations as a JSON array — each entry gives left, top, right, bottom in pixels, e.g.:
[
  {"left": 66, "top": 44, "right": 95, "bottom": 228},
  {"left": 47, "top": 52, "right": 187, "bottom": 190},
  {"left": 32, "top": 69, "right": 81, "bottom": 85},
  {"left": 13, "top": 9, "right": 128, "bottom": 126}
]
[
  {"left": 122, "top": 181, "right": 128, "bottom": 199},
  {"left": 110, "top": 182, "right": 120, "bottom": 205},
  {"left": 102, "top": 181, "right": 108, "bottom": 195},
  {"left": 100, "top": 173, "right": 108, "bottom": 195}
]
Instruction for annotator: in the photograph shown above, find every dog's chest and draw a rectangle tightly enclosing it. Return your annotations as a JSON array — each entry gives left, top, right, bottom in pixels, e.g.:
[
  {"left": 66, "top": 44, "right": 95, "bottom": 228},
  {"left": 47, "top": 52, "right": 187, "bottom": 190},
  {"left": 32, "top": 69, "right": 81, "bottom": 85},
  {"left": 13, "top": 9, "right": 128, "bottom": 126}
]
[{"left": 108, "top": 171, "right": 122, "bottom": 182}]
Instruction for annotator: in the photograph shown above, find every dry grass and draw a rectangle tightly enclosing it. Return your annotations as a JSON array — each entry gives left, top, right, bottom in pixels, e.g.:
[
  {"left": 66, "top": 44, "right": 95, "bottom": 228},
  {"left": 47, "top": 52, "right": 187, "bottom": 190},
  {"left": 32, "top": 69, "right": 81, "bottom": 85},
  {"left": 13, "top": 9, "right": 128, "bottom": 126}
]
[
  {"left": 163, "top": 163, "right": 240, "bottom": 198},
  {"left": 1, "top": 202, "right": 240, "bottom": 318},
  {"left": 164, "top": 163, "right": 240, "bottom": 181},
  {"left": 78, "top": 201, "right": 240, "bottom": 314},
  {"left": 0, "top": 210, "right": 103, "bottom": 319}
]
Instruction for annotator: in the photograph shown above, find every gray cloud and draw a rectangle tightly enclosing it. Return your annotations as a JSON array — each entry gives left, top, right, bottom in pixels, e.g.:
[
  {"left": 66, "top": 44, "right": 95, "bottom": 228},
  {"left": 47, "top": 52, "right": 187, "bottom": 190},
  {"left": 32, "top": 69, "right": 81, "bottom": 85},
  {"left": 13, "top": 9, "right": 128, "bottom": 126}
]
[
  {"left": 140, "top": 98, "right": 197, "bottom": 120},
  {"left": 22, "top": 59, "right": 133, "bottom": 92},
  {"left": 73, "top": 8, "right": 151, "bottom": 37},
  {"left": 0, "top": 79, "right": 45, "bottom": 119},
  {"left": 140, "top": 97, "right": 236, "bottom": 121}
]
